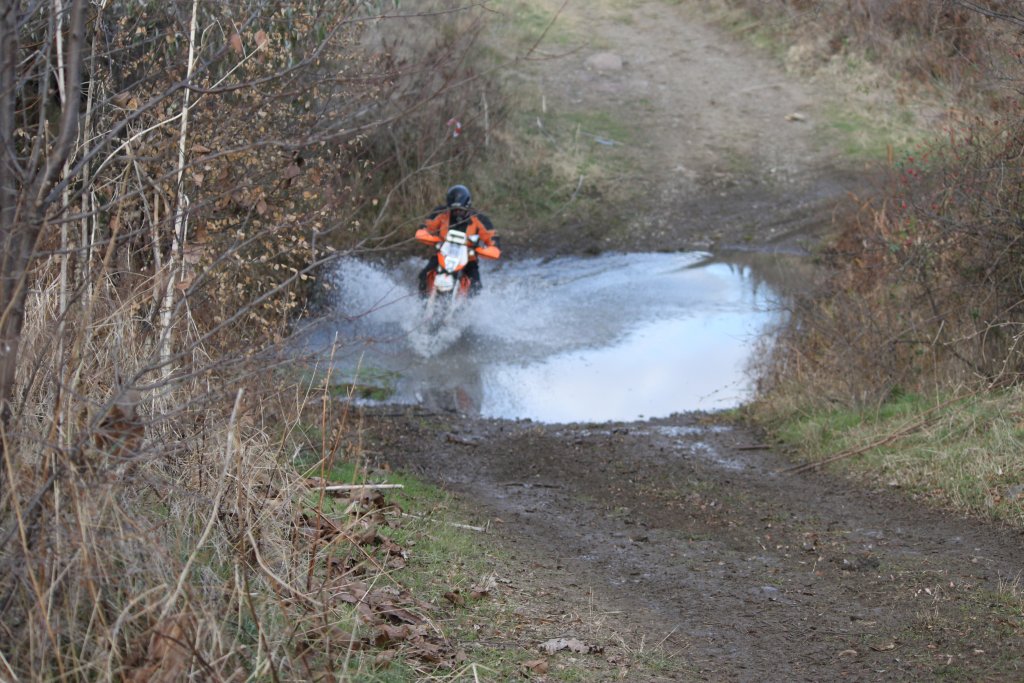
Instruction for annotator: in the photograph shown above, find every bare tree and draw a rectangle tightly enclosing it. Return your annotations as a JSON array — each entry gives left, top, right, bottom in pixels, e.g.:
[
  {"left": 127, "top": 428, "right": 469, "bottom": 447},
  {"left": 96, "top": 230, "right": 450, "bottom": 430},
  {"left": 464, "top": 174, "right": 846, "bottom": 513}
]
[{"left": 0, "top": 0, "right": 87, "bottom": 434}]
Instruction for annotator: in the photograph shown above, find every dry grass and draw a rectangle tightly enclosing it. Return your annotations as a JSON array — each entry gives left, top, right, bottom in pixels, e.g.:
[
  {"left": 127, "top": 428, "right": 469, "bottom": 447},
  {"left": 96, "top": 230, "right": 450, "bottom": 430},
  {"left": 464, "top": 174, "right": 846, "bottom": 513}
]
[{"left": 1, "top": 271, "right": 370, "bottom": 680}]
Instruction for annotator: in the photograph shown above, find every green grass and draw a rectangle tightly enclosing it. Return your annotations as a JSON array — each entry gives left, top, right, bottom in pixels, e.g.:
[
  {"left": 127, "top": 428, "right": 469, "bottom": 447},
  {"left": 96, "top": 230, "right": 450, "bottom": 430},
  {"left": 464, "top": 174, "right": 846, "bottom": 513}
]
[
  {"left": 295, "top": 455, "right": 549, "bottom": 678},
  {"left": 773, "top": 389, "right": 1024, "bottom": 527},
  {"left": 819, "top": 103, "right": 930, "bottom": 162},
  {"left": 488, "top": 0, "right": 578, "bottom": 49}
]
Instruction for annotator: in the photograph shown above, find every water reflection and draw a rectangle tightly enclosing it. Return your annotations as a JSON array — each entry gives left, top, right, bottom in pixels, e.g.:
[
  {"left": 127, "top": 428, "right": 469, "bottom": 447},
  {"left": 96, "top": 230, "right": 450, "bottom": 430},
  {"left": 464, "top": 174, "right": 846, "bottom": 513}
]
[{"left": 297, "top": 251, "right": 784, "bottom": 423}]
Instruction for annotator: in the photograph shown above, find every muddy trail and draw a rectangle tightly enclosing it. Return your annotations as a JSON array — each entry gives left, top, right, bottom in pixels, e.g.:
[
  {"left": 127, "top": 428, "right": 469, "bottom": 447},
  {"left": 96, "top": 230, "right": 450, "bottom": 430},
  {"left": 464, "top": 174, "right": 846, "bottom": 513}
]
[
  {"left": 333, "top": 2, "right": 1024, "bottom": 680},
  {"left": 366, "top": 410, "right": 1024, "bottom": 681}
]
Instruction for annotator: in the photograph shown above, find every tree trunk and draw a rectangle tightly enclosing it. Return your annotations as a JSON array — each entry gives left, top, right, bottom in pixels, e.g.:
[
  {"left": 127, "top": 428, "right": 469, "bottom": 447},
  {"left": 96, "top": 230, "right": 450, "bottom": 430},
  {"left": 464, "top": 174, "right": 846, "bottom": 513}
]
[{"left": 0, "top": 0, "right": 86, "bottom": 440}]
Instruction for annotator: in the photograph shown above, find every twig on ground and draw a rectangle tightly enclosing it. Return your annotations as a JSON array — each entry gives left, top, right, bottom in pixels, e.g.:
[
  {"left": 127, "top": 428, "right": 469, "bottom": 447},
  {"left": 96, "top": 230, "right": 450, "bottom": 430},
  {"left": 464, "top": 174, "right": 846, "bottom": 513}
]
[{"left": 401, "top": 513, "right": 487, "bottom": 533}]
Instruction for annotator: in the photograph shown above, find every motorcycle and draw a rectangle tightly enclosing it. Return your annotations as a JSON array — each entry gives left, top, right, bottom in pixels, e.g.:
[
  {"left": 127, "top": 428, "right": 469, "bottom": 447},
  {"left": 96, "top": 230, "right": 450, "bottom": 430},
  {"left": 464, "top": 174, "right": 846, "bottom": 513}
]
[{"left": 415, "top": 227, "right": 500, "bottom": 330}]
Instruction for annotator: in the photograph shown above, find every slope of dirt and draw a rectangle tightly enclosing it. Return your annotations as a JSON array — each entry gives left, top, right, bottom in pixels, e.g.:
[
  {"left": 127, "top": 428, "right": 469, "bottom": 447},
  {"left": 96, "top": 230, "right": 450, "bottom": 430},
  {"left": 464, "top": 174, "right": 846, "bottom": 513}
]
[
  {"left": 509, "top": 0, "right": 872, "bottom": 256},
  {"left": 363, "top": 2, "right": 1024, "bottom": 681}
]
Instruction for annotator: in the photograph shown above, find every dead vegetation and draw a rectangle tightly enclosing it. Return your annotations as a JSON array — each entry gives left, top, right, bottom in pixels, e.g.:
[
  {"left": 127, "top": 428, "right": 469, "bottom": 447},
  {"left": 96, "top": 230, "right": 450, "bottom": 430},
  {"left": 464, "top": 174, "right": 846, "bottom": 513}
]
[
  {"left": 0, "top": 1, "right": 518, "bottom": 679},
  {"left": 727, "top": 2, "right": 1024, "bottom": 527}
]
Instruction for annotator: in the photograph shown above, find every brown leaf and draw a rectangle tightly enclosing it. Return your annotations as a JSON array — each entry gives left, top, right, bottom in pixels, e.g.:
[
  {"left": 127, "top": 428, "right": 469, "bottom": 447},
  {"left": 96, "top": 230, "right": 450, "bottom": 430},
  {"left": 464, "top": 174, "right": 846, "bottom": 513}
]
[
  {"left": 412, "top": 640, "right": 445, "bottom": 663},
  {"left": 348, "top": 521, "right": 377, "bottom": 546},
  {"left": 443, "top": 590, "right": 465, "bottom": 608},
  {"left": 254, "top": 29, "right": 269, "bottom": 50},
  {"left": 374, "top": 624, "right": 410, "bottom": 646},
  {"left": 229, "top": 32, "right": 243, "bottom": 56},
  {"left": 355, "top": 602, "right": 380, "bottom": 626},
  {"left": 256, "top": 198, "right": 268, "bottom": 215},
  {"left": 334, "top": 579, "right": 370, "bottom": 604},
  {"left": 375, "top": 650, "right": 397, "bottom": 668},
  {"left": 126, "top": 616, "right": 192, "bottom": 683},
  {"left": 522, "top": 658, "right": 549, "bottom": 674},
  {"left": 174, "top": 273, "right": 195, "bottom": 291},
  {"left": 374, "top": 601, "right": 422, "bottom": 625},
  {"left": 284, "top": 162, "right": 302, "bottom": 180}
]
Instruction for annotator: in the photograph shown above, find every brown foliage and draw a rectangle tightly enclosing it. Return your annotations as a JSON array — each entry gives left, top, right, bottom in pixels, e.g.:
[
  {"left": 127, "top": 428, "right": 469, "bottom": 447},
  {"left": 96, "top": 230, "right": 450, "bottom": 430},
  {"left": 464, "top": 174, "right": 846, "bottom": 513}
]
[
  {"left": 724, "top": 0, "right": 1022, "bottom": 102},
  {"left": 0, "top": 1, "right": 503, "bottom": 680},
  {"left": 759, "top": 111, "right": 1024, "bottom": 409}
]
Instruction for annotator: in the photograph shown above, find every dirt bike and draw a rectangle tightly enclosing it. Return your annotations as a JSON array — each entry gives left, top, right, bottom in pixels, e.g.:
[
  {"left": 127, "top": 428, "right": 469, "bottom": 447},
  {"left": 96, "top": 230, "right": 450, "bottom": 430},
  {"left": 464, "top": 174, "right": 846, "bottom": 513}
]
[{"left": 415, "top": 227, "right": 500, "bottom": 330}]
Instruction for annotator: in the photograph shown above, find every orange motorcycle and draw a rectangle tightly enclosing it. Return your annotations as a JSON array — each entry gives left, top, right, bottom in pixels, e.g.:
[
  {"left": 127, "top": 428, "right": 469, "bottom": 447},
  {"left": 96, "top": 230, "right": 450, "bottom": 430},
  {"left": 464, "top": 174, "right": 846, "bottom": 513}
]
[{"left": 415, "top": 227, "right": 500, "bottom": 326}]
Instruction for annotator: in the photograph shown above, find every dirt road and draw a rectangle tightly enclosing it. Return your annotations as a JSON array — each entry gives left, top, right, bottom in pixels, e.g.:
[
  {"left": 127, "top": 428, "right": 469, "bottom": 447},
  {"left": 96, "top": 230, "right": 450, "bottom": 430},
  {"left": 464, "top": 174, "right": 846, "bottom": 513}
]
[
  {"left": 370, "top": 412, "right": 1023, "bottom": 681},
  {"left": 366, "top": 2, "right": 1024, "bottom": 680}
]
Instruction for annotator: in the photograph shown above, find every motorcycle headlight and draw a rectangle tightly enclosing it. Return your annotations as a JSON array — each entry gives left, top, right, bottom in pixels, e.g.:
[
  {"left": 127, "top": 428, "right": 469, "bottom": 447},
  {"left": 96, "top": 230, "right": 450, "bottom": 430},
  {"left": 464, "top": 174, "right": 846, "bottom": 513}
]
[{"left": 435, "top": 273, "right": 455, "bottom": 293}]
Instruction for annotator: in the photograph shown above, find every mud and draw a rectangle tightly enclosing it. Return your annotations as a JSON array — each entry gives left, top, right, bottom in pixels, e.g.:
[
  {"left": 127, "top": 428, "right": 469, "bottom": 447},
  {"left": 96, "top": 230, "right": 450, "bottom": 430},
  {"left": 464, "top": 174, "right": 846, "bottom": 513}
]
[
  {"left": 354, "top": 2, "right": 1024, "bottom": 680},
  {"left": 367, "top": 410, "right": 1024, "bottom": 681}
]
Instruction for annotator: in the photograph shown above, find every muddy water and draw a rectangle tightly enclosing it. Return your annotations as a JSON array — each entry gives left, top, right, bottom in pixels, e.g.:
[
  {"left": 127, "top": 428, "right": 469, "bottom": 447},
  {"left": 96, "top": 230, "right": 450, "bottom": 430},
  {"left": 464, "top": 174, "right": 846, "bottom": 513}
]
[{"left": 296, "top": 252, "right": 784, "bottom": 422}]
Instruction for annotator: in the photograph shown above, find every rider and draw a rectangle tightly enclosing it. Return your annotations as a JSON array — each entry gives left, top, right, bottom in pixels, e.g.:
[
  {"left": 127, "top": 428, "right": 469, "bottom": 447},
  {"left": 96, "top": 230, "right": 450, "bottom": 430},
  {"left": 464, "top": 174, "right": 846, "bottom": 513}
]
[{"left": 417, "top": 184, "right": 499, "bottom": 296}]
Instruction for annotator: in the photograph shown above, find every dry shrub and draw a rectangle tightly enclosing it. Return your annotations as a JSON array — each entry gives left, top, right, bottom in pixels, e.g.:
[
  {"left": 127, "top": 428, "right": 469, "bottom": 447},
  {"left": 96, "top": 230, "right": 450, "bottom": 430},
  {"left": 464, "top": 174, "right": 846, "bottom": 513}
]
[
  {"left": 354, "top": 1, "right": 511, "bottom": 241},
  {"left": 757, "top": 110, "right": 1024, "bottom": 412},
  {"left": 0, "top": 1, "right": 507, "bottom": 679},
  {"left": 1, "top": 271, "right": 449, "bottom": 679},
  {"left": 721, "top": 0, "right": 1022, "bottom": 104}
]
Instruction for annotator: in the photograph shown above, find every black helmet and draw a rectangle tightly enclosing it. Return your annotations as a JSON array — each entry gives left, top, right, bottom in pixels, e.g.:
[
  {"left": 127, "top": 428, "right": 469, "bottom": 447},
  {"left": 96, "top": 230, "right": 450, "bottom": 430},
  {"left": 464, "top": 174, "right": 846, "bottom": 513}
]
[{"left": 445, "top": 184, "right": 472, "bottom": 209}]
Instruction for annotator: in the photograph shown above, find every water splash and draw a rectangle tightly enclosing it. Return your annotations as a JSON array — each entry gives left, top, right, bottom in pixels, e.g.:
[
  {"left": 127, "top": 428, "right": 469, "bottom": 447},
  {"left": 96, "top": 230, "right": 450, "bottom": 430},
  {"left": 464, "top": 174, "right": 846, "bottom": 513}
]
[{"left": 299, "top": 252, "right": 782, "bottom": 422}]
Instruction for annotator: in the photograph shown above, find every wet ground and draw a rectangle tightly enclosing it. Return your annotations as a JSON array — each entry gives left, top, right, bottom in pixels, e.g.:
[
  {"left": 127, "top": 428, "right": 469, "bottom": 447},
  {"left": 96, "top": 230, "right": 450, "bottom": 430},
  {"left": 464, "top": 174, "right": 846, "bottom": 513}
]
[{"left": 365, "top": 409, "right": 1024, "bottom": 681}]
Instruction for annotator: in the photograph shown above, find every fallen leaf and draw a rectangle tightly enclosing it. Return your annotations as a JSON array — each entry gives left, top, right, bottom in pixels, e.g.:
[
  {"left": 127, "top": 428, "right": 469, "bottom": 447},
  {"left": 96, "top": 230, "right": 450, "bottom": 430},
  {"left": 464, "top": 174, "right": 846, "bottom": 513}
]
[
  {"left": 374, "top": 624, "right": 410, "bottom": 646},
  {"left": 229, "top": 32, "right": 243, "bottom": 55},
  {"left": 522, "top": 658, "right": 549, "bottom": 674},
  {"left": 443, "top": 590, "right": 465, "bottom": 607},
  {"left": 539, "top": 637, "right": 602, "bottom": 655},
  {"left": 837, "top": 649, "right": 858, "bottom": 658},
  {"left": 870, "top": 641, "right": 897, "bottom": 652},
  {"left": 255, "top": 29, "right": 269, "bottom": 50}
]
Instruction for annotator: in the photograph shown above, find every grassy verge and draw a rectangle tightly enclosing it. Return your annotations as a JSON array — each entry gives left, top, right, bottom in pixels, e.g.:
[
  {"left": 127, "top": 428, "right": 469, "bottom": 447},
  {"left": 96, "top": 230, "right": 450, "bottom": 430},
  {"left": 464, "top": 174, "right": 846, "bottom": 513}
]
[
  {"left": 294, "top": 446, "right": 572, "bottom": 680},
  {"left": 763, "top": 388, "right": 1024, "bottom": 528}
]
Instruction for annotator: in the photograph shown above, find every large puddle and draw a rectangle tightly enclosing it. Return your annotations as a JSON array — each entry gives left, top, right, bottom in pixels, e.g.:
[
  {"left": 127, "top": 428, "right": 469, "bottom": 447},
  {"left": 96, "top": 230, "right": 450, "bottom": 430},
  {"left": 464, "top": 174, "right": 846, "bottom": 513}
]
[{"left": 293, "top": 252, "right": 784, "bottom": 423}]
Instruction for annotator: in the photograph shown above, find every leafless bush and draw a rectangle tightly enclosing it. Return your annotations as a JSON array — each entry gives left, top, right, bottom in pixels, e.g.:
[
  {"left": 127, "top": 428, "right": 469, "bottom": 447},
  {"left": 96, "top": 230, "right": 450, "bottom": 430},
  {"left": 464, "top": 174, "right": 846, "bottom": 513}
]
[
  {"left": 757, "top": 111, "right": 1024, "bottom": 412},
  {"left": 0, "top": 0, "right": 502, "bottom": 678}
]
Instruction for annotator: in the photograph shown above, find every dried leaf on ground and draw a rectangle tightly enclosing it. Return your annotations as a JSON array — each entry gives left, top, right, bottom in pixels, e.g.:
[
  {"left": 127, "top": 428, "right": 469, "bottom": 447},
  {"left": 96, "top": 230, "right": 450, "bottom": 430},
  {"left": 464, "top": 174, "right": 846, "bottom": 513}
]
[
  {"left": 125, "top": 616, "right": 193, "bottom": 683},
  {"left": 539, "top": 637, "right": 603, "bottom": 655},
  {"left": 374, "top": 624, "right": 411, "bottom": 646},
  {"left": 443, "top": 590, "right": 466, "bottom": 607},
  {"left": 522, "top": 658, "right": 550, "bottom": 674}
]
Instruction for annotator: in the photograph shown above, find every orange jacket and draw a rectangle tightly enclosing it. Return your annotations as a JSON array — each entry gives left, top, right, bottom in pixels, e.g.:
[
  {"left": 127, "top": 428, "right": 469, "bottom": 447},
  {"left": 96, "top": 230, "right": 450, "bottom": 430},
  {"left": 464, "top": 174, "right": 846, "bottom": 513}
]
[{"left": 421, "top": 208, "right": 498, "bottom": 259}]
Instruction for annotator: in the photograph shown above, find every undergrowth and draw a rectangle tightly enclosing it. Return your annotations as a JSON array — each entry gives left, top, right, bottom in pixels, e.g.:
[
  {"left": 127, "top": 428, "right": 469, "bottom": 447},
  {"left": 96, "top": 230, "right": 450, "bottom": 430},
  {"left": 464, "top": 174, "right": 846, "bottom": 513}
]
[{"left": 736, "top": 1, "right": 1024, "bottom": 528}]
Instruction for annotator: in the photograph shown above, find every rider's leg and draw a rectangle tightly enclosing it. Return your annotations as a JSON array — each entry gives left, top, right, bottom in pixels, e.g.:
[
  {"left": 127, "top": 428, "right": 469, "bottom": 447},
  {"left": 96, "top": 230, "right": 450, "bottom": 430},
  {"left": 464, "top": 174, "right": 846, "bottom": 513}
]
[
  {"left": 418, "top": 255, "right": 439, "bottom": 296},
  {"left": 464, "top": 260, "right": 482, "bottom": 295}
]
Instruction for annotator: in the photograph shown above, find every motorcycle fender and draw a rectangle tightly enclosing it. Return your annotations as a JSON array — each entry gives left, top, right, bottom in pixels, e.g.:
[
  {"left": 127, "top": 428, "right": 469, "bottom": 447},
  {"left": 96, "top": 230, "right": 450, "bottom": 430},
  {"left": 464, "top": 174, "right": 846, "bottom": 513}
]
[
  {"left": 475, "top": 244, "right": 500, "bottom": 259},
  {"left": 416, "top": 228, "right": 442, "bottom": 245}
]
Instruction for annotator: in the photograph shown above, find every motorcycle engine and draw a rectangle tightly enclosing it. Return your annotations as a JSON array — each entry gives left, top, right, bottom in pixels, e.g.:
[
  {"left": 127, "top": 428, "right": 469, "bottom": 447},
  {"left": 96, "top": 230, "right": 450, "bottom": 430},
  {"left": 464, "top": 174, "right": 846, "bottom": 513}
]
[{"left": 434, "top": 272, "right": 456, "bottom": 293}]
